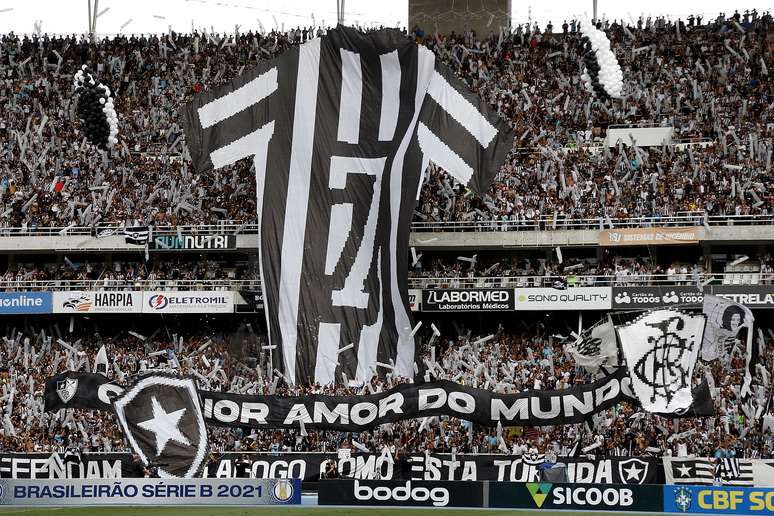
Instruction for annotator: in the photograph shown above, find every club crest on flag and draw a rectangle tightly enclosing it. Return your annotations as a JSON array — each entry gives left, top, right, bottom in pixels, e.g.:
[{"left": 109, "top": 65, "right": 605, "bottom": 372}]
[
  {"left": 112, "top": 374, "right": 208, "bottom": 478},
  {"left": 618, "top": 457, "right": 650, "bottom": 484},
  {"left": 56, "top": 377, "right": 78, "bottom": 403},
  {"left": 617, "top": 309, "right": 705, "bottom": 413}
]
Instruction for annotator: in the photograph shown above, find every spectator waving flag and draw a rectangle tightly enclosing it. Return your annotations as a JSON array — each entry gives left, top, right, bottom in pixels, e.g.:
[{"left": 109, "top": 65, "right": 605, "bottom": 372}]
[
  {"left": 701, "top": 294, "right": 758, "bottom": 404},
  {"left": 566, "top": 315, "right": 619, "bottom": 374},
  {"left": 181, "top": 26, "right": 514, "bottom": 385},
  {"left": 617, "top": 309, "right": 705, "bottom": 414}
]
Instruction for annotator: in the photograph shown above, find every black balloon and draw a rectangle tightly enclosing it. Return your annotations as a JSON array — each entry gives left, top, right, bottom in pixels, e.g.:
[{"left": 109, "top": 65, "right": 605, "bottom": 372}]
[{"left": 73, "top": 64, "right": 116, "bottom": 150}]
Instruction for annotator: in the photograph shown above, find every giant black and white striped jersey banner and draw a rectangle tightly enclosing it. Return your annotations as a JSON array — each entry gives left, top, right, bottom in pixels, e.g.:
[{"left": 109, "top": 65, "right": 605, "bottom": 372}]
[{"left": 182, "top": 26, "right": 514, "bottom": 384}]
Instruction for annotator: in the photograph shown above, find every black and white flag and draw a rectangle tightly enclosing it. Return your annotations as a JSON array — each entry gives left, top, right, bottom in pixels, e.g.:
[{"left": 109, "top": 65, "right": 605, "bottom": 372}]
[
  {"left": 124, "top": 226, "right": 150, "bottom": 245},
  {"left": 182, "top": 26, "right": 514, "bottom": 385},
  {"left": 566, "top": 316, "right": 619, "bottom": 374},
  {"left": 112, "top": 374, "right": 209, "bottom": 478},
  {"left": 93, "top": 224, "right": 119, "bottom": 238},
  {"left": 701, "top": 294, "right": 757, "bottom": 403},
  {"left": 44, "top": 371, "right": 112, "bottom": 412},
  {"left": 717, "top": 458, "right": 741, "bottom": 481},
  {"left": 701, "top": 294, "right": 753, "bottom": 364},
  {"left": 617, "top": 309, "right": 705, "bottom": 414},
  {"left": 664, "top": 457, "right": 754, "bottom": 486}
]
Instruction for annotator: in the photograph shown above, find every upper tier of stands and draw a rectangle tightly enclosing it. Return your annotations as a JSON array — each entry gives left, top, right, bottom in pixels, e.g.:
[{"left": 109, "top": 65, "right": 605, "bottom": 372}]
[{"left": 0, "top": 13, "right": 770, "bottom": 231}]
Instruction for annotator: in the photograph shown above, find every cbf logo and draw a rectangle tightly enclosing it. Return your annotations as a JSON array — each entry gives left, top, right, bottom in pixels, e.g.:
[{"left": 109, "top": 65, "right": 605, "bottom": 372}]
[
  {"left": 148, "top": 294, "right": 168, "bottom": 310},
  {"left": 273, "top": 479, "right": 294, "bottom": 502},
  {"left": 674, "top": 486, "right": 693, "bottom": 512}
]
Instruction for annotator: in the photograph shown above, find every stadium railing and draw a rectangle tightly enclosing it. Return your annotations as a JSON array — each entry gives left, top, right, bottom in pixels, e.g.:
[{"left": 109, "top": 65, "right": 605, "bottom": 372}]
[
  {"left": 0, "top": 279, "right": 261, "bottom": 291},
  {"left": 0, "top": 212, "right": 771, "bottom": 237},
  {"left": 0, "top": 222, "right": 259, "bottom": 237},
  {"left": 411, "top": 212, "right": 774, "bottom": 232},
  {"left": 0, "top": 273, "right": 767, "bottom": 291},
  {"left": 406, "top": 272, "right": 769, "bottom": 289}
]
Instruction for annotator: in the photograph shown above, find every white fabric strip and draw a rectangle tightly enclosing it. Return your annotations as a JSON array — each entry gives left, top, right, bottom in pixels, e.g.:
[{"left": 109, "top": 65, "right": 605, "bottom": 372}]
[
  {"left": 324, "top": 203, "right": 353, "bottom": 275},
  {"left": 426, "top": 70, "right": 497, "bottom": 147},
  {"left": 278, "top": 38, "right": 321, "bottom": 385},
  {"left": 378, "top": 50, "right": 401, "bottom": 141},
  {"left": 315, "top": 322, "right": 341, "bottom": 385},
  {"left": 356, "top": 250, "right": 384, "bottom": 382},
  {"left": 337, "top": 49, "right": 362, "bottom": 144},
  {"left": 330, "top": 156, "right": 386, "bottom": 309},
  {"left": 197, "top": 67, "right": 278, "bottom": 128},
  {"left": 416, "top": 122, "right": 474, "bottom": 185},
  {"left": 209, "top": 121, "right": 275, "bottom": 169},
  {"left": 391, "top": 46, "right": 436, "bottom": 377},
  {"left": 252, "top": 124, "right": 276, "bottom": 374},
  {"left": 416, "top": 153, "right": 430, "bottom": 201}
]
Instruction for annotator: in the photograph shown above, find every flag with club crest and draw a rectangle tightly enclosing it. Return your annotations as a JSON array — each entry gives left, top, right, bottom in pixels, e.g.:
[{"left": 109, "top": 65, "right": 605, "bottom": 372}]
[
  {"left": 616, "top": 309, "right": 705, "bottom": 414},
  {"left": 112, "top": 374, "right": 209, "bottom": 478}
]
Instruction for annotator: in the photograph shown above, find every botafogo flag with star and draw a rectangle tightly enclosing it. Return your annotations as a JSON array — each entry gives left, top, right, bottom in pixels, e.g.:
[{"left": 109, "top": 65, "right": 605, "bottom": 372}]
[
  {"left": 182, "top": 26, "right": 514, "bottom": 385},
  {"left": 113, "top": 374, "right": 209, "bottom": 478}
]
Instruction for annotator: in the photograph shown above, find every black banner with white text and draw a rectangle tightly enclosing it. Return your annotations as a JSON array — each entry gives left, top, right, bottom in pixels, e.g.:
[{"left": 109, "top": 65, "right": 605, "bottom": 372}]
[
  {"left": 205, "top": 453, "right": 657, "bottom": 484},
  {"left": 0, "top": 452, "right": 654, "bottom": 485},
  {"left": 45, "top": 370, "right": 712, "bottom": 431}
]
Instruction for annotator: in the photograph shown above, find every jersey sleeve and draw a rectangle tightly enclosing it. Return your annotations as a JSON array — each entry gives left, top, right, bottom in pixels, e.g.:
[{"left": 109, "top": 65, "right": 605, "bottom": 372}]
[
  {"left": 180, "top": 49, "right": 292, "bottom": 174},
  {"left": 416, "top": 60, "right": 515, "bottom": 194}
]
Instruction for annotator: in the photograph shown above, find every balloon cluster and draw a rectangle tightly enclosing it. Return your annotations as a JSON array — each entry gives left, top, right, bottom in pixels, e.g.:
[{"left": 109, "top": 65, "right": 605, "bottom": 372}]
[
  {"left": 73, "top": 65, "right": 118, "bottom": 150},
  {"left": 579, "top": 18, "right": 624, "bottom": 100}
]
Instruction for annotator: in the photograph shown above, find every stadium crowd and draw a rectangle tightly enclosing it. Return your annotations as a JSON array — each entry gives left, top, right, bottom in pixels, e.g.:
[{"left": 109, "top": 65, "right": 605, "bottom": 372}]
[
  {"left": 0, "top": 259, "right": 256, "bottom": 289},
  {"left": 409, "top": 254, "right": 707, "bottom": 287},
  {"left": 0, "top": 13, "right": 772, "bottom": 230},
  {"left": 409, "top": 251, "right": 774, "bottom": 286},
  {"left": 0, "top": 8, "right": 773, "bottom": 474},
  {"left": 0, "top": 318, "right": 772, "bottom": 459}
]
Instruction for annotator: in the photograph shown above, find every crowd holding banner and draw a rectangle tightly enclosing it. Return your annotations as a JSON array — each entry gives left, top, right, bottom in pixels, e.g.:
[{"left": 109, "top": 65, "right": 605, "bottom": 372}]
[
  {"left": 44, "top": 369, "right": 713, "bottom": 431},
  {"left": 204, "top": 453, "right": 658, "bottom": 484},
  {"left": 6, "top": 452, "right": 768, "bottom": 486}
]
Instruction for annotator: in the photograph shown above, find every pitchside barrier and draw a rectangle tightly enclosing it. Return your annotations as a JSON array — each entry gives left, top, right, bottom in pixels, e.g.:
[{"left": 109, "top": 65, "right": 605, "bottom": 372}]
[
  {"left": 0, "top": 478, "right": 301, "bottom": 507},
  {"left": 5, "top": 453, "right": 774, "bottom": 488},
  {"left": 318, "top": 480, "right": 662, "bottom": 510},
  {"left": 318, "top": 480, "right": 774, "bottom": 512},
  {"left": 663, "top": 485, "right": 774, "bottom": 514}
]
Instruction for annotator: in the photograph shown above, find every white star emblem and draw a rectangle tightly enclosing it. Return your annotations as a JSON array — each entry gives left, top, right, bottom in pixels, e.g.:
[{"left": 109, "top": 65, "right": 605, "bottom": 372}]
[
  {"left": 623, "top": 462, "right": 643, "bottom": 481},
  {"left": 137, "top": 396, "right": 190, "bottom": 456},
  {"left": 676, "top": 463, "right": 692, "bottom": 477}
]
